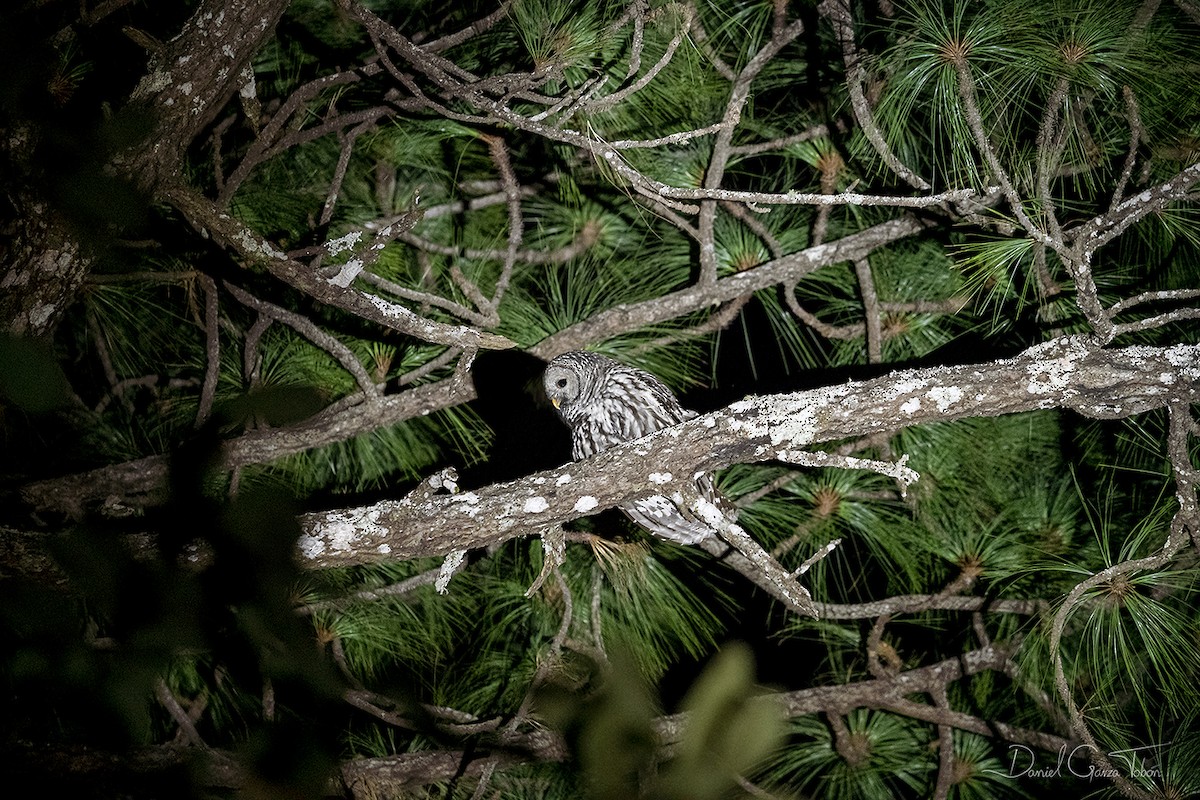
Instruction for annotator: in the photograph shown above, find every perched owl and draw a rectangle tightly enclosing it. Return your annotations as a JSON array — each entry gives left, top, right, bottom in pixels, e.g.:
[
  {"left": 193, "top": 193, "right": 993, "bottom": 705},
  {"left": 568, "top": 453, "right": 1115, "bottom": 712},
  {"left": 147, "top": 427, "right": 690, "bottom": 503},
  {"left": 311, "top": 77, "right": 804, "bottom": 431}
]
[{"left": 543, "top": 351, "right": 725, "bottom": 545}]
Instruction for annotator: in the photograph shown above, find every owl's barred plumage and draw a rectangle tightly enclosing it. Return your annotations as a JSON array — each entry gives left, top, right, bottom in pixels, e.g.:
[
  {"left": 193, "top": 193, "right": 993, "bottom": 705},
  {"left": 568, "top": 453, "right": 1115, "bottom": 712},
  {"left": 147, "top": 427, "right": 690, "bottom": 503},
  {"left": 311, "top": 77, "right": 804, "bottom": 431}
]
[{"left": 543, "top": 351, "right": 725, "bottom": 546}]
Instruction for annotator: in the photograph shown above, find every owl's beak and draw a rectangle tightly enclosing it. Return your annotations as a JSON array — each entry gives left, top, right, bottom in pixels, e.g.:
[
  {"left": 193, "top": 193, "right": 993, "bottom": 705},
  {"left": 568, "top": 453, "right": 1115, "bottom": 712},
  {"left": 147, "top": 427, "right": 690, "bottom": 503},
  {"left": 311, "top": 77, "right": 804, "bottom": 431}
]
[{"left": 551, "top": 397, "right": 561, "bottom": 409}]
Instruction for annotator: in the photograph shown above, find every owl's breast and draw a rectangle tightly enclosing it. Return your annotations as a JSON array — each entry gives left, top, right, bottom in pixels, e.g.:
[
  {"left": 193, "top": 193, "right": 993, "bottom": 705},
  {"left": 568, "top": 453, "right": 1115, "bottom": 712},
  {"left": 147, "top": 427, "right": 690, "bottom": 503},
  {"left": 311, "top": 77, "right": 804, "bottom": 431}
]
[{"left": 569, "top": 408, "right": 625, "bottom": 460}]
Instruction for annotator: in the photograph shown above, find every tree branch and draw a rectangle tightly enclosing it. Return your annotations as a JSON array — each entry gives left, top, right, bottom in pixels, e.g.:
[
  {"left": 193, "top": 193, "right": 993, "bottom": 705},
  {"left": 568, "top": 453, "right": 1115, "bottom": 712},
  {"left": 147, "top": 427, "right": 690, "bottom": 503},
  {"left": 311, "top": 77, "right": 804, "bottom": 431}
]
[
  {"left": 529, "top": 214, "right": 931, "bottom": 358},
  {"left": 293, "top": 339, "right": 1199, "bottom": 567},
  {"left": 164, "top": 185, "right": 515, "bottom": 351}
]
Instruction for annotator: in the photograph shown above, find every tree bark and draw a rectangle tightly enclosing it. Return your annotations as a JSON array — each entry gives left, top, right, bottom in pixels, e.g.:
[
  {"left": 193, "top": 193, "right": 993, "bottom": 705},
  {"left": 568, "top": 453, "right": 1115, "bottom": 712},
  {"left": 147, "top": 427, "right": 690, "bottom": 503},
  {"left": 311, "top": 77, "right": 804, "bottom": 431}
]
[
  {"left": 0, "top": 0, "right": 291, "bottom": 338},
  {"left": 292, "top": 339, "right": 1200, "bottom": 566}
]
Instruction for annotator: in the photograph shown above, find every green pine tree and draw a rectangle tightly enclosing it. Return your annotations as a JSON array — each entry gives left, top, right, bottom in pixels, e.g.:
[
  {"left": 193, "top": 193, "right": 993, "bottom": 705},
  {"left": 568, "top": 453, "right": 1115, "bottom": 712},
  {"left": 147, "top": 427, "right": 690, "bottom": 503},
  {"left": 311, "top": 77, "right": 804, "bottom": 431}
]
[{"left": 1, "top": 1, "right": 1198, "bottom": 798}]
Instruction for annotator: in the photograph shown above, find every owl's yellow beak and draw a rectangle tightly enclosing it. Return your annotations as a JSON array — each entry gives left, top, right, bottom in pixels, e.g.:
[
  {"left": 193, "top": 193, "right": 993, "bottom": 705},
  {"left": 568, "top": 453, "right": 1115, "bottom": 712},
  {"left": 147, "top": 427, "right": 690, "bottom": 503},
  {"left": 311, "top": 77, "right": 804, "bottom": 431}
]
[{"left": 551, "top": 397, "right": 561, "bottom": 409}]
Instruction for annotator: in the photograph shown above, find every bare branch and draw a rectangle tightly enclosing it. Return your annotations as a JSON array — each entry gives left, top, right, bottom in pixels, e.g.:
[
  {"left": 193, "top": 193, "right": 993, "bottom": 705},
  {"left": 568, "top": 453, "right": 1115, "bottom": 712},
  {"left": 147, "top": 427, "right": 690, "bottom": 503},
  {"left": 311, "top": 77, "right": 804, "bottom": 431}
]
[
  {"left": 165, "top": 186, "right": 515, "bottom": 351},
  {"left": 223, "top": 281, "right": 382, "bottom": 399},
  {"left": 194, "top": 275, "right": 221, "bottom": 428},
  {"left": 606, "top": 121, "right": 732, "bottom": 149},
  {"left": 1077, "top": 159, "right": 1200, "bottom": 250},
  {"left": 420, "top": 0, "right": 515, "bottom": 53},
  {"left": 4, "top": 642, "right": 1069, "bottom": 794},
  {"left": 1045, "top": 403, "right": 1196, "bottom": 798},
  {"left": 19, "top": 369, "right": 478, "bottom": 517},
  {"left": 155, "top": 679, "right": 207, "bottom": 749},
  {"left": 687, "top": 8, "right": 737, "bottom": 81},
  {"left": 953, "top": 60, "right": 1063, "bottom": 256},
  {"left": 1110, "top": 87, "right": 1145, "bottom": 212},
  {"left": 853, "top": 257, "right": 882, "bottom": 363},
  {"left": 482, "top": 133, "right": 521, "bottom": 312},
  {"left": 640, "top": 181, "right": 979, "bottom": 210},
  {"left": 582, "top": 3, "right": 696, "bottom": 115},
  {"left": 217, "top": 62, "right": 385, "bottom": 205},
  {"left": 358, "top": 270, "right": 492, "bottom": 327},
  {"left": 1034, "top": 77, "right": 1071, "bottom": 242},
  {"left": 1111, "top": 307, "right": 1200, "bottom": 337},
  {"left": 729, "top": 125, "right": 831, "bottom": 157},
  {"left": 819, "top": 0, "right": 930, "bottom": 189},
  {"left": 531, "top": 214, "right": 930, "bottom": 357},
  {"left": 698, "top": 12, "right": 805, "bottom": 282}
]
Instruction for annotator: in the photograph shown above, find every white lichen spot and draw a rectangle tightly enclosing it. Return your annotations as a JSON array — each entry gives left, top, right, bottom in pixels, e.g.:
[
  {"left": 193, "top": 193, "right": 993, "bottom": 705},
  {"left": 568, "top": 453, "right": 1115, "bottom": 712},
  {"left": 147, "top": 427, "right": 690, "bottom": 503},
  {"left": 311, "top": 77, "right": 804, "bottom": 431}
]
[
  {"left": 805, "top": 243, "right": 831, "bottom": 260},
  {"left": 1164, "top": 346, "right": 1196, "bottom": 369},
  {"left": 365, "top": 292, "right": 427, "bottom": 328},
  {"left": 1, "top": 268, "right": 29, "bottom": 288},
  {"left": 523, "top": 496, "right": 549, "bottom": 513},
  {"left": 702, "top": 416, "right": 716, "bottom": 428},
  {"left": 1026, "top": 358, "right": 1075, "bottom": 394},
  {"left": 926, "top": 386, "right": 962, "bottom": 412},
  {"left": 327, "top": 230, "right": 362, "bottom": 255},
  {"left": 301, "top": 508, "right": 387, "bottom": 559},
  {"left": 449, "top": 492, "right": 480, "bottom": 517},
  {"left": 900, "top": 397, "right": 921, "bottom": 414},
  {"left": 649, "top": 472, "right": 673, "bottom": 484},
  {"left": 231, "top": 225, "right": 287, "bottom": 260},
  {"left": 29, "top": 303, "right": 56, "bottom": 328},
  {"left": 329, "top": 258, "right": 364, "bottom": 288},
  {"left": 1159, "top": 372, "right": 1176, "bottom": 385},
  {"left": 573, "top": 495, "right": 598, "bottom": 513},
  {"left": 436, "top": 549, "right": 466, "bottom": 594},
  {"left": 179, "top": 81, "right": 193, "bottom": 95},
  {"left": 297, "top": 534, "right": 325, "bottom": 558},
  {"left": 727, "top": 393, "right": 819, "bottom": 447},
  {"left": 140, "top": 70, "right": 172, "bottom": 94},
  {"left": 555, "top": 473, "right": 572, "bottom": 486},
  {"left": 893, "top": 380, "right": 926, "bottom": 394},
  {"left": 377, "top": 543, "right": 391, "bottom": 554}
]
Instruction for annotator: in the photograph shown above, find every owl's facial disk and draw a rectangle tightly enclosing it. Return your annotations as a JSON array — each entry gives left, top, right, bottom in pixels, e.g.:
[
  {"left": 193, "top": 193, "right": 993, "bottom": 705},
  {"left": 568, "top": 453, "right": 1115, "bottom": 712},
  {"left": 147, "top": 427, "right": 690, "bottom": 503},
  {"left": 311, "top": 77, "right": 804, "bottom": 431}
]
[{"left": 543, "top": 364, "right": 579, "bottom": 413}]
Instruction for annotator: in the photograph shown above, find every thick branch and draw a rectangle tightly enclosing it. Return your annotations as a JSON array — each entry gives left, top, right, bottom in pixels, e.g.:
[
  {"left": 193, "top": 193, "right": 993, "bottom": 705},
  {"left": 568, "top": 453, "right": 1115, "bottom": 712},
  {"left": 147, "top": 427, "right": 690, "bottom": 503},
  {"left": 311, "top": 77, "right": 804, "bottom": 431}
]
[
  {"left": 0, "top": 0, "right": 290, "bottom": 337},
  {"left": 294, "top": 339, "right": 1199, "bottom": 566},
  {"left": 118, "top": 0, "right": 292, "bottom": 191},
  {"left": 19, "top": 372, "right": 475, "bottom": 517}
]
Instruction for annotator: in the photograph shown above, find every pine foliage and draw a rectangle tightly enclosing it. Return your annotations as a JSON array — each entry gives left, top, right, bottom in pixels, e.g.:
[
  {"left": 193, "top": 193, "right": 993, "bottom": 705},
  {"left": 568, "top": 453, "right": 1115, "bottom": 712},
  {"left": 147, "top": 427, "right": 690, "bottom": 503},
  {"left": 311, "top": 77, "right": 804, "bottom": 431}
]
[{"left": 2, "top": 0, "right": 1199, "bottom": 798}]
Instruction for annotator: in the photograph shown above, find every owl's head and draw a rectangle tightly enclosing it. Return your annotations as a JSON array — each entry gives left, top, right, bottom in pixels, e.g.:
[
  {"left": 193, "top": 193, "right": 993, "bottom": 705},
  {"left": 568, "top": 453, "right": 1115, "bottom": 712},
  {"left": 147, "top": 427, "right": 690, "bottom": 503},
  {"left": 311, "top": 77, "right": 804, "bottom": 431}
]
[{"left": 543, "top": 351, "right": 612, "bottom": 422}]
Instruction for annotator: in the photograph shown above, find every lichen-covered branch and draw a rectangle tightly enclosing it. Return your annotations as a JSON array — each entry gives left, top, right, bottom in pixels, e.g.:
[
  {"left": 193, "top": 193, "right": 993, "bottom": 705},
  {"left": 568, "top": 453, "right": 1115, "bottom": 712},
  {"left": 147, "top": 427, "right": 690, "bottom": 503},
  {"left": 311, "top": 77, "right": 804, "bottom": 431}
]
[
  {"left": 165, "top": 186, "right": 515, "bottom": 351},
  {"left": 294, "top": 339, "right": 1199, "bottom": 566}
]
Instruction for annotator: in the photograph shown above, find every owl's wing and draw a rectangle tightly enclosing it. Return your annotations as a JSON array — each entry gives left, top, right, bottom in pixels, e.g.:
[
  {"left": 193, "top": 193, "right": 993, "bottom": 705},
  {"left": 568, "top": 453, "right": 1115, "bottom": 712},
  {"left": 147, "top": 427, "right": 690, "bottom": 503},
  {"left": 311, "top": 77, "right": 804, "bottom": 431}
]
[
  {"left": 569, "top": 368, "right": 692, "bottom": 459},
  {"left": 623, "top": 495, "right": 716, "bottom": 545},
  {"left": 621, "top": 471, "right": 734, "bottom": 546}
]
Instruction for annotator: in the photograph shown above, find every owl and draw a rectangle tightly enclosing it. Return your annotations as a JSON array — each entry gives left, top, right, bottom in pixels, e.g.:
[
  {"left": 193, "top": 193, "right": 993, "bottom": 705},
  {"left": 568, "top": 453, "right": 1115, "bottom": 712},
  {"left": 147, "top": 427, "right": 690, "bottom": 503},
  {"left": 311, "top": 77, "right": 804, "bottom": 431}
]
[{"left": 543, "top": 351, "right": 725, "bottom": 546}]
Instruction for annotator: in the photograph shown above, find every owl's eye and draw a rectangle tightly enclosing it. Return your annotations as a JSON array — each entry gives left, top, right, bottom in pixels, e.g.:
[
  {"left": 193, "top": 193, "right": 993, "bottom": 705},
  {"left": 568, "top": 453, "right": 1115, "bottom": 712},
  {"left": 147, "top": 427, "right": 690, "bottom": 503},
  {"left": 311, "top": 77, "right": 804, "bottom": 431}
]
[{"left": 556, "top": 378, "right": 568, "bottom": 388}]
